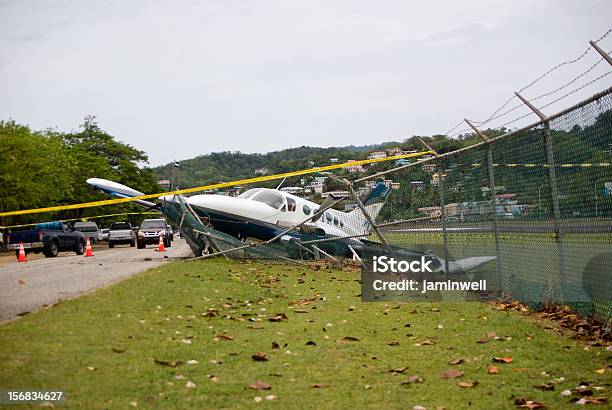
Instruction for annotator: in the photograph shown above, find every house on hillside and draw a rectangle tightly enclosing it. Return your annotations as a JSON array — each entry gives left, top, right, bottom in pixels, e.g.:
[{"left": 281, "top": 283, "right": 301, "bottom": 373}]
[
  {"left": 345, "top": 160, "right": 365, "bottom": 173},
  {"left": 368, "top": 151, "right": 386, "bottom": 160},
  {"left": 395, "top": 159, "right": 411, "bottom": 166},
  {"left": 310, "top": 180, "right": 324, "bottom": 194},
  {"left": 387, "top": 147, "right": 403, "bottom": 156}
]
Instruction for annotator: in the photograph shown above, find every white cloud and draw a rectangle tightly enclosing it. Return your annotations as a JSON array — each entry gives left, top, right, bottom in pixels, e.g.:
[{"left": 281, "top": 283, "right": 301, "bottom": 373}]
[{"left": 0, "top": 0, "right": 610, "bottom": 165}]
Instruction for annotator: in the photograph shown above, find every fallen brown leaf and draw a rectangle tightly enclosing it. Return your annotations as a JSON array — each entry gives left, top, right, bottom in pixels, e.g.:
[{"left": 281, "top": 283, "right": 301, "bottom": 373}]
[
  {"left": 213, "top": 334, "right": 234, "bottom": 341},
  {"left": 312, "top": 383, "right": 331, "bottom": 388},
  {"left": 154, "top": 359, "right": 184, "bottom": 368},
  {"left": 389, "top": 367, "right": 409, "bottom": 375},
  {"left": 387, "top": 340, "right": 400, "bottom": 346},
  {"left": 252, "top": 352, "right": 269, "bottom": 362},
  {"left": 449, "top": 358, "right": 464, "bottom": 365},
  {"left": 493, "top": 356, "right": 513, "bottom": 363},
  {"left": 441, "top": 369, "right": 463, "bottom": 379},
  {"left": 487, "top": 365, "right": 500, "bottom": 374},
  {"left": 536, "top": 383, "right": 554, "bottom": 391},
  {"left": 458, "top": 381, "right": 479, "bottom": 388},
  {"left": 514, "top": 398, "right": 546, "bottom": 409},
  {"left": 269, "top": 313, "right": 288, "bottom": 322},
  {"left": 401, "top": 375, "right": 424, "bottom": 385},
  {"left": 249, "top": 381, "right": 271, "bottom": 390}
]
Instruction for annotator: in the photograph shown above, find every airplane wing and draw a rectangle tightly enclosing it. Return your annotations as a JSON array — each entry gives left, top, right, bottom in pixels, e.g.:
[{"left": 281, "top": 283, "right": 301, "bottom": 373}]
[{"left": 86, "top": 178, "right": 158, "bottom": 208}]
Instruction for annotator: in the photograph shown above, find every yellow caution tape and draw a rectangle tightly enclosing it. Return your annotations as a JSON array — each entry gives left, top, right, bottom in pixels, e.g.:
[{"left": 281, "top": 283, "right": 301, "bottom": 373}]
[
  {"left": 0, "top": 151, "right": 433, "bottom": 218},
  {"left": 471, "top": 163, "right": 610, "bottom": 168},
  {"left": 0, "top": 212, "right": 162, "bottom": 230}
]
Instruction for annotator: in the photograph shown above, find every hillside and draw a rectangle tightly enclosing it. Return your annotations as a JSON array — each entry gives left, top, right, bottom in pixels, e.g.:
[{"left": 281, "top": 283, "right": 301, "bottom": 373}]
[{"left": 151, "top": 137, "right": 472, "bottom": 190}]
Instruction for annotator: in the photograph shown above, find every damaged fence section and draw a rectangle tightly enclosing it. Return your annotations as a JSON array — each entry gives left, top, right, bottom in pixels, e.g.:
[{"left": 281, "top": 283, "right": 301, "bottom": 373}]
[{"left": 171, "top": 87, "right": 611, "bottom": 323}]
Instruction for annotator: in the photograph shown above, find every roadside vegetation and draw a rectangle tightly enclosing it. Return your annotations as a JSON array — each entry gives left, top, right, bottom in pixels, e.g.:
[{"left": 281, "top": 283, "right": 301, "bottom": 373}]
[
  {"left": 0, "top": 258, "right": 608, "bottom": 409},
  {"left": 0, "top": 117, "right": 159, "bottom": 227}
]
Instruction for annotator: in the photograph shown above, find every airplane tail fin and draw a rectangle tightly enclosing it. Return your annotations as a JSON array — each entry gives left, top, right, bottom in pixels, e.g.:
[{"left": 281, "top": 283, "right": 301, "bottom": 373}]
[
  {"left": 348, "top": 180, "right": 391, "bottom": 234},
  {"left": 86, "top": 178, "right": 158, "bottom": 208}
]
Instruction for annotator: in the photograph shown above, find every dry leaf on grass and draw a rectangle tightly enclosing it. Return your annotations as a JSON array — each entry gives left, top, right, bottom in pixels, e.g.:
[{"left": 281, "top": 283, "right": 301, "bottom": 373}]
[
  {"left": 514, "top": 398, "right": 546, "bottom": 409},
  {"left": 213, "top": 334, "right": 234, "bottom": 341},
  {"left": 249, "top": 381, "right": 271, "bottom": 390},
  {"left": 441, "top": 369, "right": 464, "bottom": 379},
  {"left": 449, "top": 358, "right": 464, "bottom": 365},
  {"left": 493, "top": 356, "right": 513, "bottom": 363},
  {"left": 269, "top": 313, "right": 288, "bottom": 322},
  {"left": 312, "top": 383, "right": 331, "bottom": 388},
  {"left": 536, "top": 383, "right": 555, "bottom": 391},
  {"left": 252, "top": 352, "right": 269, "bottom": 362},
  {"left": 401, "top": 375, "right": 424, "bottom": 385},
  {"left": 154, "top": 359, "right": 184, "bottom": 368},
  {"left": 458, "top": 381, "right": 479, "bottom": 388},
  {"left": 487, "top": 365, "right": 500, "bottom": 374}
]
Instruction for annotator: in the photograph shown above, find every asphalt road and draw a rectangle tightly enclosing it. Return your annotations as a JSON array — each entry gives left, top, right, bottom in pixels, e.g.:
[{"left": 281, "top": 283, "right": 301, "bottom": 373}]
[{"left": 0, "top": 238, "right": 192, "bottom": 323}]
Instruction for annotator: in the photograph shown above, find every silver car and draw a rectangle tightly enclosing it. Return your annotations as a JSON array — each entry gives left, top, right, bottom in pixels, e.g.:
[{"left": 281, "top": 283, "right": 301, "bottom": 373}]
[
  {"left": 108, "top": 221, "right": 136, "bottom": 248},
  {"left": 73, "top": 221, "right": 102, "bottom": 244}
]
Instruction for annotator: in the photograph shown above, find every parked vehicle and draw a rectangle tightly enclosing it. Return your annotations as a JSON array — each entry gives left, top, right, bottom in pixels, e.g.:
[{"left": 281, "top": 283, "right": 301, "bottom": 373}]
[
  {"left": 137, "top": 219, "right": 172, "bottom": 249},
  {"left": 108, "top": 221, "right": 135, "bottom": 248},
  {"left": 5, "top": 221, "right": 86, "bottom": 258},
  {"left": 73, "top": 221, "right": 102, "bottom": 244},
  {"left": 100, "top": 228, "right": 110, "bottom": 241}
]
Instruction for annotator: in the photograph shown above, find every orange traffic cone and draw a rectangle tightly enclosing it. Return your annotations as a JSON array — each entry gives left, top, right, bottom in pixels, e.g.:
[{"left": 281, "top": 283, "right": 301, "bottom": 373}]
[
  {"left": 85, "top": 238, "right": 94, "bottom": 257},
  {"left": 157, "top": 235, "right": 165, "bottom": 252},
  {"left": 17, "top": 242, "right": 27, "bottom": 262}
]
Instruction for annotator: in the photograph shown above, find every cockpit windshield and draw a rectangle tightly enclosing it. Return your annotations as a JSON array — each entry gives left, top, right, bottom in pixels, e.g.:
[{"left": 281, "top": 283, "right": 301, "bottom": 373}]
[
  {"left": 252, "top": 190, "right": 285, "bottom": 209},
  {"left": 238, "top": 188, "right": 264, "bottom": 199}
]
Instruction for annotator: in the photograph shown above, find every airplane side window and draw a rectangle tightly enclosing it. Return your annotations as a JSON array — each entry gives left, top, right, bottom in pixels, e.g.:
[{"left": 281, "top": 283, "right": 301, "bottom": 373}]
[
  {"left": 333, "top": 215, "right": 339, "bottom": 226},
  {"left": 287, "top": 197, "right": 296, "bottom": 212},
  {"left": 303, "top": 204, "right": 311, "bottom": 215},
  {"left": 252, "top": 190, "right": 285, "bottom": 209},
  {"left": 238, "top": 188, "right": 263, "bottom": 199},
  {"left": 325, "top": 212, "right": 332, "bottom": 223}
]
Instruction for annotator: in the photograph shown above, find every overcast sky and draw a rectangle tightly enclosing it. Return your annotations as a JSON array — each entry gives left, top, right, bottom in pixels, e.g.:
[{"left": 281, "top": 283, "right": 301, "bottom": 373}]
[{"left": 1, "top": 0, "right": 610, "bottom": 166}]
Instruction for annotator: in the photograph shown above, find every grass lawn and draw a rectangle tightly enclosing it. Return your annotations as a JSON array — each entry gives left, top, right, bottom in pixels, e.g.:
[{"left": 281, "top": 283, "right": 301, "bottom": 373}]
[{"left": 0, "top": 258, "right": 609, "bottom": 409}]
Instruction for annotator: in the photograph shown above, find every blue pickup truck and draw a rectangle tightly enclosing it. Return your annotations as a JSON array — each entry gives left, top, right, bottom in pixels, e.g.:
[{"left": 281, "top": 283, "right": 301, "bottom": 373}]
[{"left": 6, "top": 221, "right": 86, "bottom": 258}]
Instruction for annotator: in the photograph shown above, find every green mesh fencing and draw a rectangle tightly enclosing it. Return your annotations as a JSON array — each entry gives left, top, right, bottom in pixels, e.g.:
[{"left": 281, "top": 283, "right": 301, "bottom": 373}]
[{"left": 371, "top": 89, "right": 612, "bottom": 320}]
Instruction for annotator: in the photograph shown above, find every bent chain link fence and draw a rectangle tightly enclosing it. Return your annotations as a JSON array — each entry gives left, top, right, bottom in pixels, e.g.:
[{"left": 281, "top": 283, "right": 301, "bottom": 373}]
[
  {"left": 185, "top": 87, "right": 612, "bottom": 323},
  {"left": 377, "top": 87, "right": 612, "bottom": 321}
]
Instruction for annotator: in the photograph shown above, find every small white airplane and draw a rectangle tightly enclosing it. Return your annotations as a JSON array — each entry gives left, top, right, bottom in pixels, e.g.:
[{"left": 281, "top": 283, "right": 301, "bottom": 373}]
[
  {"left": 86, "top": 178, "right": 387, "bottom": 241},
  {"left": 86, "top": 178, "right": 496, "bottom": 273}
]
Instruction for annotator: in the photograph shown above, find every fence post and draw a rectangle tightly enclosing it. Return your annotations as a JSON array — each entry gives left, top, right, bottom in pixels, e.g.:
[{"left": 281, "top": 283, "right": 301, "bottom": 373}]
[
  {"left": 515, "top": 92, "right": 566, "bottom": 300},
  {"left": 465, "top": 120, "right": 504, "bottom": 292},
  {"left": 418, "top": 138, "right": 450, "bottom": 274}
]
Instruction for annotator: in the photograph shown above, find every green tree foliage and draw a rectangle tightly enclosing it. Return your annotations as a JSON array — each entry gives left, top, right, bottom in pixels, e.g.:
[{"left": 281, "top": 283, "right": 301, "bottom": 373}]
[{"left": 0, "top": 117, "right": 159, "bottom": 226}]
